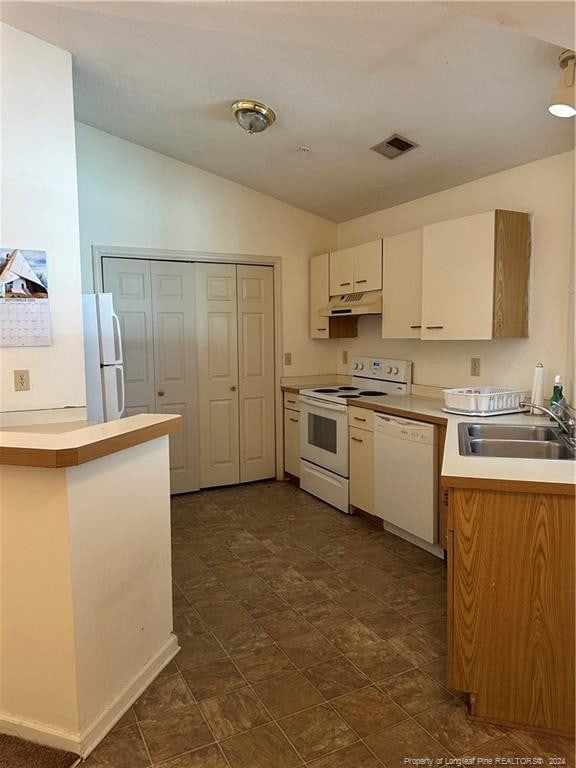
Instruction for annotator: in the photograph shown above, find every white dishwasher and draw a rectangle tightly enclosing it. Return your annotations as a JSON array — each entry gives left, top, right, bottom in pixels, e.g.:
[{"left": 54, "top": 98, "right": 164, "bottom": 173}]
[{"left": 374, "top": 413, "right": 440, "bottom": 554}]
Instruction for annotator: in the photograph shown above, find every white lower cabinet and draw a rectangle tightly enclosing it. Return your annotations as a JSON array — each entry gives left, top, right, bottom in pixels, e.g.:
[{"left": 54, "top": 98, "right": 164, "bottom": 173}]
[
  {"left": 349, "top": 424, "right": 374, "bottom": 514},
  {"left": 283, "top": 407, "right": 300, "bottom": 478}
]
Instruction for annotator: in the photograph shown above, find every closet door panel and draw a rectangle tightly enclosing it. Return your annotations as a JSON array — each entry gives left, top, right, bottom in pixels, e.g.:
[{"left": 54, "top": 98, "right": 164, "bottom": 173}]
[
  {"left": 102, "top": 258, "right": 155, "bottom": 416},
  {"left": 151, "top": 261, "right": 199, "bottom": 494},
  {"left": 237, "top": 265, "right": 275, "bottom": 483},
  {"left": 196, "top": 264, "right": 240, "bottom": 487}
]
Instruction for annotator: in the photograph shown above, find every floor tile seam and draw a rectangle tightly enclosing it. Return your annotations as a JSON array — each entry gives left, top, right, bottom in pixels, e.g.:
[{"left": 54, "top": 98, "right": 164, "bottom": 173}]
[
  {"left": 269, "top": 698, "right": 362, "bottom": 765},
  {"left": 356, "top": 712, "right": 450, "bottom": 762},
  {"left": 136, "top": 667, "right": 223, "bottom": 757},
  {"left": 414, "top": 665, "right": 468, "bottom": 702},
  {"left": 134, "top": 713, "right": 156, "bottom": 768},
  {"left": 176, "top": 492, "right": 451, "bottom": 762},
  {"left": 506, "top": 730, "right": 576, "bottom": 759},
  {"left": 199, "top": 617, "right": 367, "bottom": 763},
  {"left": 409, "top": 706, "right": 493, "bottom": 758},
  {"left": 147, "top": 738, "right": 222, "bottom": 768}
]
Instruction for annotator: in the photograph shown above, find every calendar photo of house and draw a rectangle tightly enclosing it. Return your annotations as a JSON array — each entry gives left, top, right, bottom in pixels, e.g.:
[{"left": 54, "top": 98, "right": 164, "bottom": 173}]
[
  {"left": 0, "top": 248, "right": 51, "bottom": 346},
  {"left": 0, "top": 248, "right": 48, "bottom": 298}
]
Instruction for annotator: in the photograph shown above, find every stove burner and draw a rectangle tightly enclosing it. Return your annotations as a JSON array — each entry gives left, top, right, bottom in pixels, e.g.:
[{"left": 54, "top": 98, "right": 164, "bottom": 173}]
[
  {"left": 359, "top": 391, "right": 387, "bottom": 397},
  {"left": 338, "top": 394, "right": 361, "bottom": 399},
  {"left": 338, "top": 386, "right": 358, "bottom": 391},
  {"left": 314, "top": 388, "right": 339, "bottom": 393}
]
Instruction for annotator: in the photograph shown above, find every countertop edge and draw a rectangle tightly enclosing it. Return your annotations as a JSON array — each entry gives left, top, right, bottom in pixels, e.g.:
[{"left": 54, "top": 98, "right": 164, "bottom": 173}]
[
  {"left": 281, "top": 385, "right": 575, "bottom": 491},
  {"left": 0, "top": 415, "right": 182, "bottom": 468},
  {"left": 441, "top": 474, "right": 575, "bottom": 496}
]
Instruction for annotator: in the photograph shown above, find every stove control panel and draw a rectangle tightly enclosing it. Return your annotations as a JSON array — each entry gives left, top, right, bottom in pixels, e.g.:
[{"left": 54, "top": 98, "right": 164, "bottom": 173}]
[{"left": 350, "top": 357, "right": 412, "bottom": 385}]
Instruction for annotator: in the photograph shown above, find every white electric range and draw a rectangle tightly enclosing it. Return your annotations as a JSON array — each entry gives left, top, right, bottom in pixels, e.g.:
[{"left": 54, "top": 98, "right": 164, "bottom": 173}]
[{"left": 299, "top": 357, "right": 412, "bottom": 512}]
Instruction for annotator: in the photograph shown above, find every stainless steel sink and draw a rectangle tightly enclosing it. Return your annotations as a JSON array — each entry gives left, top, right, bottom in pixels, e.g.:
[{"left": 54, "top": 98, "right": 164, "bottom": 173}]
[
  {"left": 458, "top": 422, "right": 575, "bottom": 461},
  {"left": 467, "top": 439, "right": 575, "bottom": 460},
  {"left": 465, "top": 424, "right": 559, "bottom": 441}
]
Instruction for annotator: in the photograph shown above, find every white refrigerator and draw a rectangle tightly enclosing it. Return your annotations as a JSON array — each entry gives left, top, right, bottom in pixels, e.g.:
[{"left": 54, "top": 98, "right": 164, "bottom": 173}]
[{"left": 82, "top": 293, "right": 125, "bottom": 422}]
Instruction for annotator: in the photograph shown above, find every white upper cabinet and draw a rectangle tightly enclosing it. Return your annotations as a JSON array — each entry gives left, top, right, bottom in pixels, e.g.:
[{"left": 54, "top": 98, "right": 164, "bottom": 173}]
[
  {"left": 329, "top": 240, "right": 382, "bottom": 296},
  {"left": 352, "top": 240, "right": 382, "bottom": 292},
  {"left": 421, "top": 210, "right": 530, "bottom": 340},
  {"left": 310, "top": 253, "right": 330, "bottom": 339},
  {"left": 381, "top": 230, "right": 423, "bottom": 339},
  {"left": 329, "top": 248, "right": 354, "bottom": 295}
]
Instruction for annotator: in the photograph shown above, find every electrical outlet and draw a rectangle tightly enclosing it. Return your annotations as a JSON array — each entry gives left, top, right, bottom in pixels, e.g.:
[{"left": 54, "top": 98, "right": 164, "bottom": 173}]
[
  {"left": 14, "top": 369, "right": 30, "bottom": 391},
  {"left": 284, "top": 352, "right": 292, "bottom": 366},
  {"left": 342, "top": 350, "right": 348, "bottom": 364},
  {"left": 470, "top": 358, "right": 481, "bottom": 377}
]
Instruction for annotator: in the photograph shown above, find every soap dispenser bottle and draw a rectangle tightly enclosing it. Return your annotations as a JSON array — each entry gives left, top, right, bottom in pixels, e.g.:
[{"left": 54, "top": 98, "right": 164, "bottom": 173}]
[{"left": 550, "top": 374, "right": 566, "bottom": 420}]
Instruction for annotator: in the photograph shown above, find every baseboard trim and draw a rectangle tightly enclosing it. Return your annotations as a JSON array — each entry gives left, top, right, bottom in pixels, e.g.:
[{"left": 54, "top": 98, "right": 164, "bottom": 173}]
[{"left": 0, "top": 634, "right": 179, "bottom": 758}]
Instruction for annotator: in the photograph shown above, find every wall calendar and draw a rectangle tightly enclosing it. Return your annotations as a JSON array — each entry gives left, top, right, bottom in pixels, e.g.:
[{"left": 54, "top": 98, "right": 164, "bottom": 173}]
[{"left": 0, "top": 248, "right": 51, "bottom": 347}]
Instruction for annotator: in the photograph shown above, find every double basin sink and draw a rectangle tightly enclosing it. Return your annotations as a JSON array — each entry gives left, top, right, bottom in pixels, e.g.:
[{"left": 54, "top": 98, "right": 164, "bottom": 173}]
[{"left": 459, "top": 423, "right": 575, "bottom": 461}]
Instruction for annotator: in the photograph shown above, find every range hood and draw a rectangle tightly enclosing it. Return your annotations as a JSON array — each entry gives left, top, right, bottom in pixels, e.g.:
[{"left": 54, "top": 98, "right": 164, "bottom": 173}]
[{"left": 319, "top": 290, "right": 382, "bottom": 317}]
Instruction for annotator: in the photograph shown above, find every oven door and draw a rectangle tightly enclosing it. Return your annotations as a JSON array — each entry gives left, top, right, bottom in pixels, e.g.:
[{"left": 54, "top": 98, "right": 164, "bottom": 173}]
[{"left": 299, "top": 395, "right": 349, "bottom": 477}]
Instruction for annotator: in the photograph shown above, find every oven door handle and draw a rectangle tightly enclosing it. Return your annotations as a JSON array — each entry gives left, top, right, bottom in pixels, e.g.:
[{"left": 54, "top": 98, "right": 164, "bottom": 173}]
[{"left": 298, "top": 395, "right": 348, "bottom": 413}]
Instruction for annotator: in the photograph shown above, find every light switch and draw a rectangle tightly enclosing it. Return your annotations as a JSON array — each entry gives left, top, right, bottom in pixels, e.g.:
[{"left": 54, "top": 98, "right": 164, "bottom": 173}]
[
  {"left": 14, "top": 369, "right": 30, "bottom": 391},
  {"left": 284, "top": 352, "right": 292, "bottom": 366},
  {"left": 470, "top": 358, "right": 481, "bottom": 377}
]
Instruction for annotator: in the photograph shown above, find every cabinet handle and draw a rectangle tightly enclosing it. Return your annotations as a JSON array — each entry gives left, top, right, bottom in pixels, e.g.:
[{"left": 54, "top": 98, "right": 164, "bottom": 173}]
[
  {"left": 425, "top": 325, "right": 444, "bottom": 330},
  {"left": 356, "top": 279, "right": 367, "bottom": 284},
  {"left": 289, "top": 417, "right": 298, "bottom": 423},
  {"left": 339, "top": 282, "right": 351, "bottom": 286},
  {"left": 353, "top": 417, "right": 367, "bottom": 422},
  {"left": 410, "top": 325, "right": 422, "bottom": 329},
  {"left": 316, "top": 327, "right": 327, "bottom": 332},
  {"left": 230, "top": 386, "right": 237, "bottom": 391},
  {"left": 157, "top": 391, "right": 165, "bottom": 396},
  {"left": 351, "top": 436, "right": 363, "bottom": 443}
]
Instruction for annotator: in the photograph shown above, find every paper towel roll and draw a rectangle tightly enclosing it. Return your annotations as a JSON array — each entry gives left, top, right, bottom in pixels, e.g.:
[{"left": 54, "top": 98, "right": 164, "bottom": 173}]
[{"left": 531, "top": 363, "right": 544, "bottom": 413}]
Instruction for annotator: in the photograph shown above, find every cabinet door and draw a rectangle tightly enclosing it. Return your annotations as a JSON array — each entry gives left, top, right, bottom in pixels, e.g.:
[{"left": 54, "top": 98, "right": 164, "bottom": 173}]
[
  {"left": 382, "top": 230, "right": 423, "bottom": 339},
  {"left": 283, "top": 408, "right": 300, "bottom": 477},
  {"left": 310, "top": 253, "right": 329, "bottom": 338},
  {"left": 353, "top": 240, "right": 382, "bottom": 292},
  {"left": 349, "top": 426, "right": 373, "bottom": 514},
  {"left": 196, "top": 263, "right": 240, "bottom": 488},
  {"left": 237, "top": 265, "right": 275, "bottom": 483},
  {"left": 421, "top": 212, "right": 495, "bottom": 340},
  {"left": 329, "top": 249, "right": 354, "bottom": 296},
  {"left": 150, "top": 261, "right": 200, "bottom": 494}
]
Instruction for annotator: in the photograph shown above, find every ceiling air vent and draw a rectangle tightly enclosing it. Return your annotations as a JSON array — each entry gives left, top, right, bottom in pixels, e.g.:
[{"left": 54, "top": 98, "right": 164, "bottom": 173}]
[{"left": 371, "top": 134, "right": 418, "bottom": 159}]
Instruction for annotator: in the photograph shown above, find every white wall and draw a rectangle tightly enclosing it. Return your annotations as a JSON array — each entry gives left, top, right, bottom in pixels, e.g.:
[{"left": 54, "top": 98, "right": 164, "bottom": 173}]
[
  {"left": 336, "top": 152, "right": 575, "bottom": 396},
  {"left": 0, "top": 24, "right": 85, "bottom": 412},
  {"left": 75, "top": 124, "right": 339, "bottom": 376}
]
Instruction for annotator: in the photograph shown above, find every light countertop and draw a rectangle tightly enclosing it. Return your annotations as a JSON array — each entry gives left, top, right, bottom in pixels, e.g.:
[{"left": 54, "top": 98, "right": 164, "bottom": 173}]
[
  {"left": 281, "top": 374, "right": 348, "bottom": 393},
  {"left": 281, "top": 380, "right": 575, "bottom": 491},
  {"left": 0, "top": 414, "right": 182, "bottom": 467}
]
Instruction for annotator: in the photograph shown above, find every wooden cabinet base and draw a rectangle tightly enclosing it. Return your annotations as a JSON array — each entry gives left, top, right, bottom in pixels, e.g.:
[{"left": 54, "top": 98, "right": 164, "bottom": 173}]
[{"left": 447, "top": 487, "right": 575, "bottom": 736}]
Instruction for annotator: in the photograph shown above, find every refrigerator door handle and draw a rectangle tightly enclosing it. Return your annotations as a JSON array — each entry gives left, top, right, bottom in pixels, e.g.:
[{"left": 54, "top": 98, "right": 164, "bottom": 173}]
[
  {"left": 111, "top": 310, "right": 123, "bottom": 364},
  {"left": 116, "top": 365, "right": 125, "bottom": 417}
]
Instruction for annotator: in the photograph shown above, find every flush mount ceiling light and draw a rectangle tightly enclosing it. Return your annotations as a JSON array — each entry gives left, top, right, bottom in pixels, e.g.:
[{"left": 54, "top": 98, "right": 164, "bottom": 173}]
[
  {"left": 549, "top": 50, "right": 575, "bottom": 118},
  {"left": 232, "top": 100, "right": 277, "bottom": 134}
]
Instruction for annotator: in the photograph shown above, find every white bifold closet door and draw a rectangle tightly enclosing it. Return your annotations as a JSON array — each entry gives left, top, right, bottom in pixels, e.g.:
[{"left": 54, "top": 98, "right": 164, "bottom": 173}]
[
  {"left": 196, "top": 263, "right": 275, "bottom": 488},
  {"left": 102, "top": 257, "right": 199, "bottom": 494}
]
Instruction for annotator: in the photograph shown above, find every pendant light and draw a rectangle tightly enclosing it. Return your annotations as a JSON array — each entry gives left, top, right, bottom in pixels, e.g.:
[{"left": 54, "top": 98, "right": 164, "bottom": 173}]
[
  {"left": 549, "top": 50, "right": 575, "bottom": 118},
  {"left": 232, "top": 100, "right": 277, "bottom": 134}
]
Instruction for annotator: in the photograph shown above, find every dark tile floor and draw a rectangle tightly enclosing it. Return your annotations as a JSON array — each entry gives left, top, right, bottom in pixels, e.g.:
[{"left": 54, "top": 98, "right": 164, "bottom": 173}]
[{"left": 84, "top": 481, "right": 575, "bottom": 768}]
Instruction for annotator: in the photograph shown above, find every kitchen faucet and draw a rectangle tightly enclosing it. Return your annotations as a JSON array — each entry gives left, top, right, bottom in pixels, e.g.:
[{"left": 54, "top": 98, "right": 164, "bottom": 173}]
[{"left": 520, "top": 401, "right": 576, "bottom": 441}]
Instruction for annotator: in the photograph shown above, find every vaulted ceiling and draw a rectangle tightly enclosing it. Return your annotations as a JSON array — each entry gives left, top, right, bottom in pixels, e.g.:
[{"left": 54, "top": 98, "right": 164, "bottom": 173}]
[{"left": 1, "top": 1, "right": 574, "bottom": 221}]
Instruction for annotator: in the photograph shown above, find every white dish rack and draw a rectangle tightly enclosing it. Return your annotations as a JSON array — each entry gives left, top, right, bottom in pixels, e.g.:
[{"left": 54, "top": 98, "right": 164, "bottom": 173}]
[{"left": 443, "top": 387, "right": 530, "bottom": 416}]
